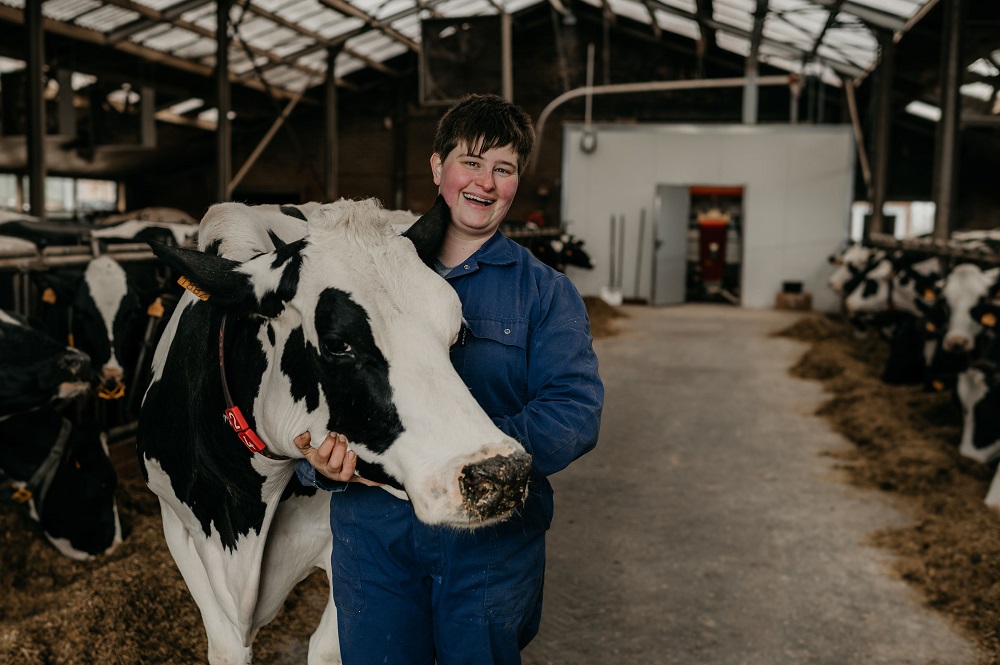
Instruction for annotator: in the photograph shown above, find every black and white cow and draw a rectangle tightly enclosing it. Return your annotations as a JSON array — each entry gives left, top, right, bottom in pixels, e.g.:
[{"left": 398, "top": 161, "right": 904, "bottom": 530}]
[
  {"left": 137, "top": 197, "right": 531, "bottom": 664},
  {"left": 524, "top": 233, "right": 595, "bottom": 273},
  {"left": 0, "top": 308, "right": 90, "bottom": 418},
  {"left": 938, "top": 263, "right": 1000, "bottom": 354},
  {"left": 955, "top": 311, "right": 1000, "bottom": 513},
  {"left": 0, "top": 405, "right": 122, "bottom": 559},
  {"left": 32, "top": 255, "right": 145, "bottom": 400}
]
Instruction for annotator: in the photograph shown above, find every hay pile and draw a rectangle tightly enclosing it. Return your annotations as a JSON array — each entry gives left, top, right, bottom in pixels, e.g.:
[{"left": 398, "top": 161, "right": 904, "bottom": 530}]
[{"left": 778, "top": 314, "right": 1000, "bottom": 665}]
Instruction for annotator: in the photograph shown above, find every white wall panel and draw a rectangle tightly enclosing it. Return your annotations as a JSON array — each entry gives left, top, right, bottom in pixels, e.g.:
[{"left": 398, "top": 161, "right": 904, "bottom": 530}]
[{"left": 560, "top": 123, "right": 854, "bottom": 312}]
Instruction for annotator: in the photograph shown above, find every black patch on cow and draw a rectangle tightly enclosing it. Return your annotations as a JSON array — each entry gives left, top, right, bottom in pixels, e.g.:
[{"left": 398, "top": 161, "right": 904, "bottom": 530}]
[
  {"left": 267, "top": 323, "right": 276, "bottom": 346},
  {"left": 259, "top": 240, "right": 305, "bottom": 318},
  {"left": 403, "top": 195, "right": 450, "bottom": 268},
  {"left": 281, "top": 326, "right": 321, "bottom": 412},
  {"left": 354, "top": 458, "right": 404, "bottom": 491},
  {"left": 971, "top": 382, "right": 1000, "bottom": 452},
  {"left": 280, "top": 205, "right": 307, "bottom": 221},
  {"left": 138, "top": 303, "right": 269, "bottom": 551},
  {"left": 268, "top": 230, "right": 289, "bottom": 250},
  {"left": 204, "top": 239, "right": 222, "bottom": 257},
  {"left": 882, "top": 316, "right": 926, "bottom": 385},
  {"left": 312, "top": 288, "right": 404, "bottom": 457},
  {"left": 861, "top": 278, "right": 879, "bottom": 298},
  {"left": 281, "top": 471, "right": 317, "bottom": 500}
]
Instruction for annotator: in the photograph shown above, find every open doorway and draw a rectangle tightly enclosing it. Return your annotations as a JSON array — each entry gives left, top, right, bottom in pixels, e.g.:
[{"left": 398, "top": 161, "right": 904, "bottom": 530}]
[
  {"left": 686, "top": 186, "right": 743, "bottom": 304},
  {"left": 651, "top": 184, "right": 744, "bottom": 306}
]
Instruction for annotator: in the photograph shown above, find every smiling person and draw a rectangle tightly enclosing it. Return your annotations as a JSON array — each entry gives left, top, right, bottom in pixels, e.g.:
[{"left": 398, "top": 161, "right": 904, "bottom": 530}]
[{"left": 295, "top": 93, "right": 604, "bottom": 665}]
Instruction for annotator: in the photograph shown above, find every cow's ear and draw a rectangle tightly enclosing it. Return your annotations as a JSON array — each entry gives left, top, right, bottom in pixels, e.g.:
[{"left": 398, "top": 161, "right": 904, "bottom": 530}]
[
  {"left": 403, "top": 195, "right": 450, "bottom": 268},
  {"left": 149, "top": 241, "right": 254, "bottom": 309}
]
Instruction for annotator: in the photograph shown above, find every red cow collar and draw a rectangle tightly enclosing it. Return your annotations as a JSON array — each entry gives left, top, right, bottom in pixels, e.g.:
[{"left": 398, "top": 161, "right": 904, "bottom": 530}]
[{"left": 219, "top": 314, "right": 289, "bottom": 461}]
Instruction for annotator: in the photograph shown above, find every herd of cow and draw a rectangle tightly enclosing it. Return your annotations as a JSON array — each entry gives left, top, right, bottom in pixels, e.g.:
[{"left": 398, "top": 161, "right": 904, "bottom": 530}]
[
  {"left": 827, "top": 234, "right": 1000, "bottom": 512},
  {"left": 0, "top": 212, "right": 196, "bottom": 560}
]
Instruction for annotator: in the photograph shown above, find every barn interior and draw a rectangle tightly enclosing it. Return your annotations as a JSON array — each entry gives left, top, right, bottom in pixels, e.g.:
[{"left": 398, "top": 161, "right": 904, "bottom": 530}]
[{"left": 1, "top": 1, "right": 999, "bottom": 664}]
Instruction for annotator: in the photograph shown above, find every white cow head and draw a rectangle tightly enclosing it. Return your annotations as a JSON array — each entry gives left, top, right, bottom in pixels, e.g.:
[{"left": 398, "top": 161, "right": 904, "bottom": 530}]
[
  {"left": 941, "top": 264, "right": 1000, "bottom": 353},
  {"left": 149, "top": 198, "right": 531, "bottom": 527}
]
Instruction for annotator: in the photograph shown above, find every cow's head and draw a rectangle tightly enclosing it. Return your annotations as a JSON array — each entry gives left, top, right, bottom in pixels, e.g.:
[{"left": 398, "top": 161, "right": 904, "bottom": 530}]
[
  {"left": 150, "top": 197, "right": 531, "bottom": 527},
  {"left": 0, "top": 409, "right": 121, "bottom": 560},
  {"left": 941, "top": 264, "right": 1000, "bottom": 353},
  {"left": 0, "top": 309, "right": 90, "bottom": 417},
  {"left": 33, "top": 256, "right": 144, "bottom": 399}
]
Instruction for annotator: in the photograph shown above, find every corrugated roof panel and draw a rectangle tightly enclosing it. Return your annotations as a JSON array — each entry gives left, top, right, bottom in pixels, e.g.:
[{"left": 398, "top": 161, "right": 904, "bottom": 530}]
[
  {"left": 171, "top": 36, "right": 217, "bottom": 59},
  {"left": 390, "top": 14, "right": 423, "bottom": 41},
  {"left": 272, "top": 35, "right": 316, "bottom": 58},
  {"left": 44, "top": 0, "right": 100, "bottom": 22},
  {"left": 336, "top": 54, "right": 366, "bottom": 78},
  {"left": 851, "top": 0, "right": 922, "bottom": 16},
  {"left": 0, "top": 56, "right": 23, "bottom": 73},
  {"left": 141, "top": 26, "right": 202, "bottom": 53},
  {"left": 504, "top": 0, "right": 542, "bottom": 12},
  {"left": 317, "top": 14, "right": 366, "bottom": 40},
  {"left": 608, "top": 0, "right": 653, "bottom": 26},
  {"left": 713, "top": 0, "right": 755, "bottom": 32},
  {"left": 129, "top": 22, "right": 174, "bottom": 44},
  {"left": 661, "top": 0, "right": 696, "bottom": 11},
  {"left": 180, "top": 2, "right": 219, "bottom": 29},
  {"left": 74, "top": 4, "right": 141, "bottom": 32},
  {"left": 438, "top": 0, "right": 498, "bottom": 17},
  {"left": 276, "top": 0, "right": 327, "bottom": 24},
  {"left": 762, "top": 18, "right": 814, "bottom": 51},
  {"left": 377, "top": 0, "right": 415, "bottom": 21},
  {"left": 349, "top": 0, "right": 385, "bottom": 17},
  {"left": 0, "top": 0, "right": 25, "bottom": 9},
  {"left": 715, "top": 31, "right": 750, "bottom": 57},
  {"left": 136, "top": 0, "right": 187, "bottom": 11},
  {"left": 655, "top": 10, "right": 700, "bottom": 41}
]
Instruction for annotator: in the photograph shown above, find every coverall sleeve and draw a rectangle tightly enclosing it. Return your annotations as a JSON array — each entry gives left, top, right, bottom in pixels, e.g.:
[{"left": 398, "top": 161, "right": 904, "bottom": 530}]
[
  {"left": 294, "top": 458, "right": 349, "bottom": 492},
  {"left": 492, "top": 276, "right": 604, "bottom": 477}
]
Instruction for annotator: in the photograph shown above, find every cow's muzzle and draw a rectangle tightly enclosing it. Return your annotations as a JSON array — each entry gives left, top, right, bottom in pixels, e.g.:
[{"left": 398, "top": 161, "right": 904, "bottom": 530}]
[{"left": 459, "top": 452, "right": 532, "bottom": 522}]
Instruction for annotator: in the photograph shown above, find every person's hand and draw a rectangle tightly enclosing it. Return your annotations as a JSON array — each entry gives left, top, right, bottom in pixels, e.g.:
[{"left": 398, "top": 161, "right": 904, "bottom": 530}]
[{"left": 294, "top": 431, "right": 383, "bottom": 486}]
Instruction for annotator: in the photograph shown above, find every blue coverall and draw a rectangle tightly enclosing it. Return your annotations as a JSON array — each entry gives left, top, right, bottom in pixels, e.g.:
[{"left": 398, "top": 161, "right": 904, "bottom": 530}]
[{"left": 296, "top": 229, "right": 604, "bottom": 665}]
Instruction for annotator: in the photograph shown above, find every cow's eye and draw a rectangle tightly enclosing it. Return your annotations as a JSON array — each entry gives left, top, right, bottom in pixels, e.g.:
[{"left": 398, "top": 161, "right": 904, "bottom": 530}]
[{"left": 321, "top": 338, "right": 353, "bottom": 358}]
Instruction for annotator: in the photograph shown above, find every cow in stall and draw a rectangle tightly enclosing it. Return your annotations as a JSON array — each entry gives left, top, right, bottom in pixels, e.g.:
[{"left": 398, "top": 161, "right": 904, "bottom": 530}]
[
  {"left": 842, "top": 254, "right": 945, "bottom": 385},
  {"left": 524, "top": 232, "right": 595, "bottom": 273},
  {"left": 936, "top": 263, "right": 1000, "bottom": 355},
  {"left": 32, "top": 255, "right": 145, "bottom": 401},
  {"left": 137, "top": 197, "right": 531, "bottom": 664},
  {"left": 0, "top": 308, "right": 90, "bottom": 417},
  {"left": 0, "top": 308, "right": 122, "bottom": 559},
  {"left": 952, "top": 297, "right": 1000, "bottom": 513}
]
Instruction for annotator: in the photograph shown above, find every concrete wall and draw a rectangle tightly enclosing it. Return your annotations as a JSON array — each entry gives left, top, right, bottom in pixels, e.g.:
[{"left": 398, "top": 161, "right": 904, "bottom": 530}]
[{"left": 560, "top": 123, "right": 855, "bottom": 312}]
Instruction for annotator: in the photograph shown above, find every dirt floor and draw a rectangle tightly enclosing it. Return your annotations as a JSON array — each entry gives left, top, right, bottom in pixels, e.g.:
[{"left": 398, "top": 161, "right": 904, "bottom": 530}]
[{"left": 1, "top": 303, "right": 997, "bottom": 664}]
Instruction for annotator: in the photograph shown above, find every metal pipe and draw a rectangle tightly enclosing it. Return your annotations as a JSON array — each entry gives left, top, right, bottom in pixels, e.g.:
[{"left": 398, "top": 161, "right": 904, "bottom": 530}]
[
  {"left": 530, "top": 75, "right": 792, "bottom": 173},
  {"left": 932, "top": 0, "right": 964, "bottom": 240},
  {"left": 26, "top": 0, "right": 45, "bottom": 220},
  {"left": 0, "top": 251, "right": 158, "bottom": 271},
  {"left": 868, "top": 30, "right": 895, "bottom": 238},
  {"left": 216, "top": 0, "right": 232, "bottom": 203},
  {"left": 843, "top": 77, "right": 872, "bottom": 199}
]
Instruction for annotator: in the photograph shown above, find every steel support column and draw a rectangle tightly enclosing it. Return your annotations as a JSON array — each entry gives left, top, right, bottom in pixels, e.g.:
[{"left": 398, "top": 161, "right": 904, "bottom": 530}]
[
  {"left": 216, "top": 0, "right": 232, "bottom": 203},
  {"left": 932, "top": 0, "right": 964, "bottom": 240},
  {"left": 26, "top": 0, "right": 45, "bottom": 220},
  {"left": 325, "top": 46, "right": 342, "bottom": 202},
  {"left": 868, "top": 30, "right": 894, "bottom": 238}
]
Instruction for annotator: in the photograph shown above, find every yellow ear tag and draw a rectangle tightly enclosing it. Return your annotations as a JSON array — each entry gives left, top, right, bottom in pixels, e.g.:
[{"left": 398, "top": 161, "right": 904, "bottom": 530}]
[
  {"left": 923, "top": 289, "right": 935, "bottom": 302},
  {"left": 42, "top": 287, "right": 57, "bottom": 304},
  {"left": 932, "top": 380, "right": 944, "bottom": 392},
  {"left": 147, "top": 297, "right": 165, "bottom": 318},
  {"left": 178, "top": 276, "right": 210, "bottom": 301},
  {"left": 982, "top": 312, "right": 997, "bottom": 328},
  {"left": 926, "top": 322, "right": 936, "bottom": 333}
]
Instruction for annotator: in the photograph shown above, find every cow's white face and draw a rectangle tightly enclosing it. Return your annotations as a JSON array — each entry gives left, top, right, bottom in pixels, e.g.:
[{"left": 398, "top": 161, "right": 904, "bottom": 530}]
[
  {"left": 153, "top": 198, "right": 531, "bottom": 527},
  {"left": 942, "top": 264, "right": 1000, "bottom": 353},
  {"left": 828, "top": 245, "right": 878, "bottom": 294}
]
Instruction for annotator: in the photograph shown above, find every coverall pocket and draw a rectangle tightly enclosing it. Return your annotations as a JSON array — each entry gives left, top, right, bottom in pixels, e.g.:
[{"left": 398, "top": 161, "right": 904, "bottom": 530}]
[
  {"left": 484, "top": 529, "right": 545, "bottom": 621},
  {"left": 329, "top": 501, "right": 366, "bottom": 614}
]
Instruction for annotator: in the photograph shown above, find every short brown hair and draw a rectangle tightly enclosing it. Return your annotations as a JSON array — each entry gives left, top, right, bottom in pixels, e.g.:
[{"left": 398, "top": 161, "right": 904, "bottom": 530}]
[{"left": 433, "top": 94, "right": 535, "bottom": 174}]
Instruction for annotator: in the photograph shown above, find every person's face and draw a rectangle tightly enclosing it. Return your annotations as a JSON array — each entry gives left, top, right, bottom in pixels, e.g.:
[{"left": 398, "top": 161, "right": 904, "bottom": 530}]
[{"left": 431, "top": 141, "right": 520, "bottom": 239}]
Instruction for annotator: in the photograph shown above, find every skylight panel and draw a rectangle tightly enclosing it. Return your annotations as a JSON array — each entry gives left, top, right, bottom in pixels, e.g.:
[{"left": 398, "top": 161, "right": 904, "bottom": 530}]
[
  {"left": 172, "top": 36, "right": 217, "bottom": 59},
  {"left": 969, "top": 58, "right": 1000, "bottom": 78},
  {"left": 608, "top": 0, "right": 652, "bottom": 26},
  {"left": 377, "top": 0, "right": 415, "bottom": 20},
  {"left": 277, "top": 0, "right": 325, "bottom": 24},
  {"left": 961, "top": 82, "right": 995, "bottom": 103},
  {"left": 716, "top": 31, "right": 750, "bottom": 57},
  {"left": 661, "top": 0, "right": 696, "bottom": 11},
  {"left": 73, "top": 4, "right": 141, "bottom": 32},
  {"left": 850, "top": 0, "right": 920, "bottom": 18},
  {"left": 317, "top": 15, "right": 366, "bottom": 40},
  {"left": 44, "top": 0, "right": 100, "bottom": 22},
  {"left": 905, "top": 100, "right": 940, "bottom": 122},
  {"left": 763, "top": 19, "right": 814, "bottom": 50},
  {"left": 505, "top": 0, "right": 543, "bottom": 12},
  {"left": 166, "top": 97, "right": 205, "bottom": 115},
  {"left": 142, "top": 27, "right": 201, "bottom": 53},
  {"left": 0, "top": 56, "right": 24, "bottom": 73},
  {"left": 713, "top": 3, "right": 753, "bottom": 32},
  {"left": 272, "top": 36, "right": 316, "bottom": 59},
  {"left": 390, "top": 15, "right": 423, "bottom": 40},
  {"left": 336, "top": 55, "right": 366, "bottom": 79},
  {"left": 656, "top": 11, "right": 700, "bottom": 41},
  {"left": 137, "top": 0, "right": 186, "bottom": 11}
]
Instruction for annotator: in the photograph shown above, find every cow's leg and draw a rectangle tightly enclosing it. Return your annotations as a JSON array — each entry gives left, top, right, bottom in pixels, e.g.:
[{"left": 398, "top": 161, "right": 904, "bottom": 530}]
[
  {"left": 985, "top": 468, "right": 1000, "bottom": 515},
  {"left": 159, "top": 503, "right": 254, "bottom": 665},
  {"left": 254, "top": 492, "right": 341, "bottom": 664}
]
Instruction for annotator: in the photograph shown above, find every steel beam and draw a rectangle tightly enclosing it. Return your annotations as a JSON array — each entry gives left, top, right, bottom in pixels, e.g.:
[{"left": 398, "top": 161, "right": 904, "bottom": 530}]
[
  {"left": 26, "top": 0, "right": 45, "bottom": 220},
  {"left": 868, "top": 30, "right": 894, "bottom": 238},
  {"left": 932, "top": 0, "right": 965, "bottom": 240},
  {"left": 216, "top": 0, "right": 232, "bottom": 203}
]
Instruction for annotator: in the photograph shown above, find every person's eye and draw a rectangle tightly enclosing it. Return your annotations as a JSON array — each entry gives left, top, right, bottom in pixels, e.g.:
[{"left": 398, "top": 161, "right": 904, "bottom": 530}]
[{"left": 495, "top": 166, "right": 512, "bottom": 175}]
